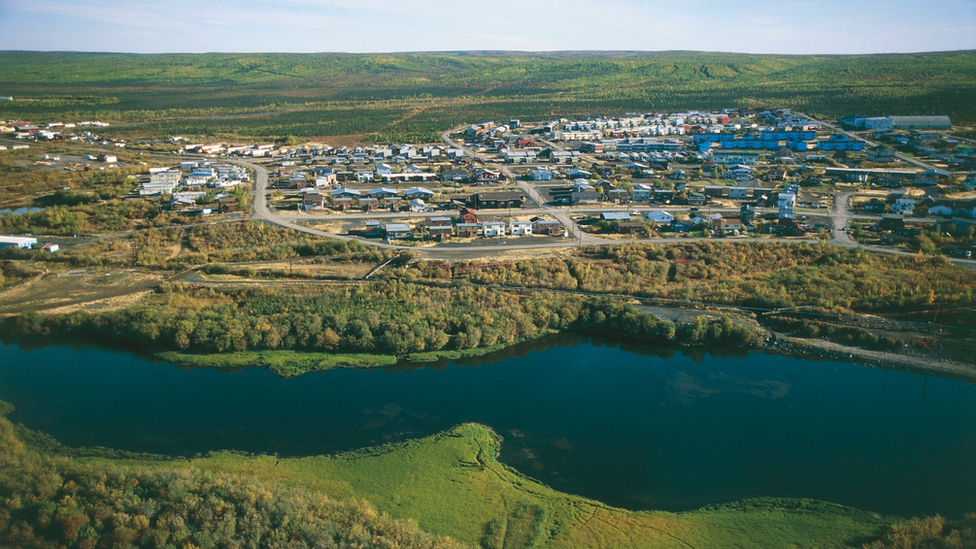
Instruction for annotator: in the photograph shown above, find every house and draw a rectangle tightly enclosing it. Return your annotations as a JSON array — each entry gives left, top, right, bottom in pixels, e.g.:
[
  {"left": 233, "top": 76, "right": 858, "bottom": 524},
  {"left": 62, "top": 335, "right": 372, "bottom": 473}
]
[
  {"left": 607, "top": 188, "right": 628, "bottom": 202},
  {"left": 470, "top": 191, "right": 524, "bottom": 209},
  {"left": 302, "top": 193, "right": 326, "bottom": 210},
  {"left": 331, "top": 188, "right": 362, "bottom": 199},
  {"left": 455, "top": 223, "right": 480, "bottom": 237},
  {"left": 708, "top": 213, "right": 725, "bottom": 231},
  {"left": 368, "top": 187, "right": 399, "bottom": 200},
  {"left": 740, "top": 204, "right": 755, "bottom": 223},
  {"left": 721, "top": 218, "right": 744, "bottom": 233},
  {"left": 533, "top": 218, "right": 561, "bottom": 235},
  {"left": 867, "top": 146, "right": 897, "bottom": 163},
  {"left": 409, "top": 199, "right": 431, "bottom": 212},
  {"left": 779, "top": 203, "right": 794, "bottom": 220},
  {"left": 384, "top": 223, "right": 413, "bottom": 239},
  {"left": 459, "top": 207, "right": 479, "bottom": 224},
  {"left": 728, "top": 187, "right": 749, "bottom": 199},
  {"left": 616, "top": 221, "right": 646, "bottom": 234},
  {"left": 728, "top": 166, "right": 754, "bottom": 180},
  {"left": 403, "top": 187, "right": 435, "bottom": 200},
  {"left": 573, "top": 179, "right": 594, "bottom": 192},
  {"left": 442, "top": 170, "right": 469, "bottom": 183},
  {"left": 572, "top": 191, "right": 602, "bottom": 205},
  {"left": 509, "top": 221, "right": 534, "bottom": 235},
  {"left": 778, "top": 192, "right": 796, "bottom": 208},
  {"left": 473, "top": 169, "right": 501, "bottom": 183},
  {"left": 429, "top": 223, "right": 454, "bottom": 240},
  {"left": 631, "top": 184, "right": 653, "bottom": 201},
  {"left": 601, "top": 212, "right": 631, "bottom": 222},
  {"left": 687, "top": 192, "right": 707, "bottom": 206},
  {"left": 892, "top": 198, "right": 915, "bottom": 215},
  {"left": 714, "top": 151, "right": 759, "bottom": 165},
  {"left": 216, "top": 197, "right": 237, "bottom": 212},
  {"left": 566, "top": 168, "right": 592, "bottom": 179},
  {"left": 170, "top": 196, "right": 198, "bottom": 211},
  {"left": 644, "top": 210, "right": 674, "bottom": 224},
  {"left": 482, "top": 222, "right": 507, "bottom": 237},
  {"left": 862, "top": 198, "right": 887, "bottom": 213},
  {"left": 359, "top": 197, "right": 379, "bottom": 211},
  {"left": 333, "top": 197, "right": 354, "bottom": 211},
  {"left": 315, "top": 174, "right": 337, "bottom": 188},
  {"left": 531, "top": 167, "right": 554, "bottom": 181},
  {"left": 654, "top": 189, "right": 674, "bottom": 203},
  {"left": 363, "top": 221, "right": 383, "bottom": 237}
]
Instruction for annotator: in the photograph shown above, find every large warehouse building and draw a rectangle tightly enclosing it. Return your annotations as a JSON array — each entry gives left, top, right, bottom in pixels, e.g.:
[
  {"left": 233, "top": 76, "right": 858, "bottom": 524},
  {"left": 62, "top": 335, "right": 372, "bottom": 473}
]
[{"left": 840, "top": 115, "right": 951, "bottom": 130}]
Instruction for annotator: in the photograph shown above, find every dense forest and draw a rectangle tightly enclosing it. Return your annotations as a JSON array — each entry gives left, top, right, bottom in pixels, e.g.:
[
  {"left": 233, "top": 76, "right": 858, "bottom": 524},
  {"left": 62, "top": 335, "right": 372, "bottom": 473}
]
[
  {"left": 0, "top": 281, "right": 757, "bottom": 362},
  {"left": 403, "top": 242, "right": 976, "bottom": 322},
  {"left": 1, "top": 51, "right": 973, "bottom": 141}
]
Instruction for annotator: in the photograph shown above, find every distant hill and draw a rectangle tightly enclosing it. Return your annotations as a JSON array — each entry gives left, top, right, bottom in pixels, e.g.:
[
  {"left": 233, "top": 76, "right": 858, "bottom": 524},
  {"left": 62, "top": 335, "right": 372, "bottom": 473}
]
[{"left": 1, "top": 50, "right": 972, "bottom": 142}]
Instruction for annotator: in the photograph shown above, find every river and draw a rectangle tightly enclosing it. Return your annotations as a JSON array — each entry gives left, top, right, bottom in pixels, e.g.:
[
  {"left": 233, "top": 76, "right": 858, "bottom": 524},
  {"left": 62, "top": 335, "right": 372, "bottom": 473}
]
[{"left": 1, "top": 335, "right": 973, "bottom": 519}]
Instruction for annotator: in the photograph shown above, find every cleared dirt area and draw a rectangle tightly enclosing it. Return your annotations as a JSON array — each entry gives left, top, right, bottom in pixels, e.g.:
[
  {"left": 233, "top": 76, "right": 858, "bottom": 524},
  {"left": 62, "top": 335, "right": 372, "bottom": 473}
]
[{"left": 0, "top": 269, "right": 163, "bottom": 316}]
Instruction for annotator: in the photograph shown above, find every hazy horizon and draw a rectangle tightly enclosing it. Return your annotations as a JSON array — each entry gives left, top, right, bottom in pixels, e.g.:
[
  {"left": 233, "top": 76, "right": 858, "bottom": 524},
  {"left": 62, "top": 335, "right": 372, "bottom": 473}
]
[{"left": 1, "top": 0, "right": 973, "bottom": 56}]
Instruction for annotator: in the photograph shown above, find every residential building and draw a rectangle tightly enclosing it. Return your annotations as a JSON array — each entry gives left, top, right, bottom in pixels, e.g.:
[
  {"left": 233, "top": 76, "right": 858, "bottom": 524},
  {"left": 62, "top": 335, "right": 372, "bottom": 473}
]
[
  {"left": 470, "top": 191, "right": 524, "bottom": 209},
  {"left": 509, "top": 221, "right": 534, "bottom": 235},
  {"left": 644, "top": 210, "right": 674, "bottom": 224},
  {"left": 482, "top": 222, "right": 507, "bottom": 237}
]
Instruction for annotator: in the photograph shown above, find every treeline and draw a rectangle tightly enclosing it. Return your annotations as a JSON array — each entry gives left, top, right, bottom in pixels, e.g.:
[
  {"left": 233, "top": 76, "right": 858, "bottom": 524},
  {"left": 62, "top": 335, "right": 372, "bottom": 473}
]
[
  {"left": 0, "top": 282, "right": 759, "bottom": 358},
  {"left": 863, "top": 514, "right": 976, "bottom": 548},
  {"left": 0, "top": 415, "right": 469, "bottom": 549},
  {"left": 418, "top": 242, "right": 976, "bottom": 323},
  {"left": 2, "top": 51, "right": 974, "bottom": 142}
]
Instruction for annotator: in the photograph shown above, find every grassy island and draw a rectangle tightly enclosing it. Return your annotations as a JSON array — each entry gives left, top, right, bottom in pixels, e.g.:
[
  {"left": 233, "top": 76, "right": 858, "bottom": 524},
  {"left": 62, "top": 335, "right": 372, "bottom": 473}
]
[{"left": 8, "top": 403, "right": 972, "bottom": 549}]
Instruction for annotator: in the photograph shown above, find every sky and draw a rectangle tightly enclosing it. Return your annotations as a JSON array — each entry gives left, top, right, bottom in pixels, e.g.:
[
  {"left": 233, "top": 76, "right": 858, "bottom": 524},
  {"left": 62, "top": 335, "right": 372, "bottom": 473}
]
[{"left": 0, "top": 0, "right": 974, "bottom": 55}]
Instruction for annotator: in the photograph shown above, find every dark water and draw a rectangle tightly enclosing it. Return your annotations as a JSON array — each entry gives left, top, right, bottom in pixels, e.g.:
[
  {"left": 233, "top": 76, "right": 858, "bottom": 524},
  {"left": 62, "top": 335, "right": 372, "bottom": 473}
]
[{"left": 1, "top": 335, "right": 974, "bottom": 519}]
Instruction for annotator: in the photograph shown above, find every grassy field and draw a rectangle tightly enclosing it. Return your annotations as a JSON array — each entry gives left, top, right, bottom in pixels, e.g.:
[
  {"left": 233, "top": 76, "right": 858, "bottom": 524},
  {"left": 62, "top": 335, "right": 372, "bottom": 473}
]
[
  {"left": 1, "top": 50, "right": 974, "bottom": 142},
  {"left": 91, "top": 423, "right": 893, "bottom": 548}
]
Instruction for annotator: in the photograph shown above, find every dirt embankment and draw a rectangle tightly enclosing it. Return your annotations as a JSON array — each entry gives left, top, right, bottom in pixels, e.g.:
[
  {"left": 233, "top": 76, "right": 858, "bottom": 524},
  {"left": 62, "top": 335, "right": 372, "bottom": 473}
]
[
  {"left": 0, "top": 270, "right": 162, "bottom": 317},
  {"left": 768, "top": 333, "right": 976, "bottom": 382}
]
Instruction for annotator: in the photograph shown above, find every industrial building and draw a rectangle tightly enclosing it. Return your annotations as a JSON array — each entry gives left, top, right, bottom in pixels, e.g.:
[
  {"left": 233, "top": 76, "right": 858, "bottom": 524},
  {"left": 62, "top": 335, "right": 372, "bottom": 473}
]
[{"left": 840, "top": 115, "right": 951, "bottom": 130}]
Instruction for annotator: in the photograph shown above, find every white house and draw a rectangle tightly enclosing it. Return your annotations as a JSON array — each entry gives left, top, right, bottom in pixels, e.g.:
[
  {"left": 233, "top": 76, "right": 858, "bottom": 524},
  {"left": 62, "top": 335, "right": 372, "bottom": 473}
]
[
  {"left": 483, "top": 222, "right": 507, "bottom": 237},
  {"left": 509, "top": 221, "right": 534, "bottom": 235},
  {"left": 409, "top": 199, "right": 430, "bottom": 212},
  {"left": 892, "top": 198, "right": 915, "bottom": 215},
  {"left": 573, "top": 179, "right": 594, "bottom": 192},
  {"left": 644, "top": 209, "right": 674, "bottom": 224},
  {"left": 778, "top": 192, "right": 796, "bottom": 208}
]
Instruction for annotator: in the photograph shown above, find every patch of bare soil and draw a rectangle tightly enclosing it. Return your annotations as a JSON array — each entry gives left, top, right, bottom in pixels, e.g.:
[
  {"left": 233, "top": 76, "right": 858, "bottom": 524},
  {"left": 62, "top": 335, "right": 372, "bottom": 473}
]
[{"left": 0, "top": 270, "right": 162, "bottom": 316}]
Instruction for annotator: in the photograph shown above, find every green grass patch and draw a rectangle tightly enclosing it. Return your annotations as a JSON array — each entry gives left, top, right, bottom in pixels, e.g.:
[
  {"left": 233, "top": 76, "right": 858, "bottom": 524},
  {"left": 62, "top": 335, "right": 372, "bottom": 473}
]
[
  {"left": 157, "top": 349, "right": 397, "bottom": 376},
  {"left": 167, "top": 423, "right": 893, "bottom": 548},
  {"left": 404, "top": 332, "right": 553, "bottom": 363}
]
